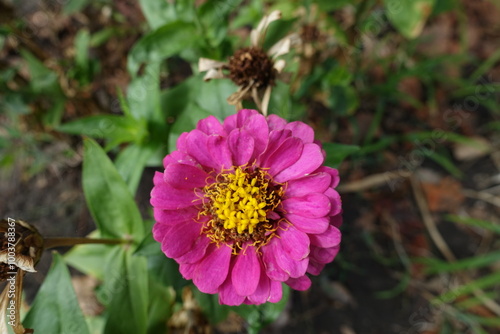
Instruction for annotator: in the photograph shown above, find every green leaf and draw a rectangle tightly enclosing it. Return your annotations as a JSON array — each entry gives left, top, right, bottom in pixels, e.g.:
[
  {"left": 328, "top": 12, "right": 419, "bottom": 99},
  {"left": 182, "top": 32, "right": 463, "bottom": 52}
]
[
  {"left": 418, "top": 251, "right": 500, "bottom": 274},
  {"left": 138, "top": 0, "right": 177, "bottom": 29},
  {"left": 168, "top": 103, "right": 211, "bottom": 153},
  {"left": 58, "top": 115, "right": 146, "bottom": 150},
  {"left": 63, "top": 0, "right": 91, "bottom": 14},
  {"left": 128, "top": 21, "right": 197, "bottom": 75},
  {"left": 433, "top": 271, "right": 500, "bottom": 305},
  {"left": 193, "top": 289, "right": 230, "bottom": 324},
  {"left": 384, "top": 0, "right": 436, "bottom": 39},
  {"left": 147, "top": 278, "right": 174, "bottom": 334},
  {"left": 83, "top": 138, "right": 144, "bottom": 242},
  {"left": 103, "top": 248, "right": 148, "bottom": 334},
  {"left": 446, "top": 215, "right": 500, "bottom": 234},
  {"left": 20, "top": 50, "right": 60, "bottom": 94},
  {"left": 64, "top": 231, "right": 114, "bottom": 280},
  {"left": 233, "top": 284, "right": 290, "bottom": 333},
  {"left": 323, "top": 143, "right": 360, "bottom": 168},
  {"left": 126, "top": 61, "right": 162, "bottom": 121},
  {"left": 114, "top": 143, "right": 156, "bottom": 194},
  {"left": 23, "top": 253, "right": 90, "bottom": 334}
]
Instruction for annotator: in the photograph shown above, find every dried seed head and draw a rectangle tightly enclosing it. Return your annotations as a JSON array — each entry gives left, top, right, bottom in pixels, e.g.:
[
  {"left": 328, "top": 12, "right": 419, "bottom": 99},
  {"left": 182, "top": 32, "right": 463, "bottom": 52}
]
[
  {"left": 0, "top": 219, "right": 43, "bottom": 281},
  {"left": 228, "top": 47, "right": 276, "bottom": 88}
]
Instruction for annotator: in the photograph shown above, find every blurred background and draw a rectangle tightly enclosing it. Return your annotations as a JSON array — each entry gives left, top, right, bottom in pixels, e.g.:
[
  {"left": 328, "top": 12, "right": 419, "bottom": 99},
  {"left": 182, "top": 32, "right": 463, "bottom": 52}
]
[{"left": 1, "top": 0, "right": 499, "bottom": 333}]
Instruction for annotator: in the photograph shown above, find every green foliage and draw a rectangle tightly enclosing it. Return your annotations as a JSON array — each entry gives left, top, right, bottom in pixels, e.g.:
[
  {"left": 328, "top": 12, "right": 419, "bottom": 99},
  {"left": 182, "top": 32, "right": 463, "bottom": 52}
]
[
  {"left": 82, "top": 139, "right": 144, "bottom": 242},
  {"left": 23, "top": 253, "right": 90, "bottom": 334},
  {"left": 384, "top": 0, "right": 436, "bottom": 39}
]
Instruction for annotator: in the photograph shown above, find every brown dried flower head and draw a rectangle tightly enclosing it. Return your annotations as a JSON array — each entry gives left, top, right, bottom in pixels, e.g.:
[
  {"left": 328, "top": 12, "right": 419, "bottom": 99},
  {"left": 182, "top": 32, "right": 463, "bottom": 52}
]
[{"left": 0, "top": 219, "right": 43, "bottom": 282}]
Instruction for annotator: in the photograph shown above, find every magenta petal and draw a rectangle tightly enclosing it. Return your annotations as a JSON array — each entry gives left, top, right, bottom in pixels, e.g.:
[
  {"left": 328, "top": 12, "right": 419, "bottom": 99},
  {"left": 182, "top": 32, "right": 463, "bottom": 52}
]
[
  {"left": 177, "top": 235, "right": 210, "bottom": 264},
  {"left": 261, "top": 137, "right": 303, "bottom": 176},
  {"left": 236, "top": 109, "right": 260, "bottom": 126},
  {"left": 179, "top": 262, "right": 197, "bottom": 279},
  {"left": 232, "top": 245, "right": 260, "bottom": 296},
  {"left": 152, "top": 223, "right": 170, "bottom": 243},
  {"left": 154, "top": 206, "right": 198, "bottom": 225},
  {"left": 285, "top": 214, "right": 329, "bottom": 234},
  {"left": 325, "top": 188, "right": 342, "bottom": 216},
  {"left": 175, "top": 132, "right": 189, "bottom": 152},
  {"left": 274, "top": 143, "right": 324, "bottom": 183},
  {"left": 219, "top": 275, "right": 246, "bottom": 306},
  {"left": 310, "top": 245, "right": 340, "bottom": 264},
  {"left": 273, "top": 240, "right": 309, "bottom": 278},
  {"left": 269, "top": 280, "right": 283, "bottom": 303},
  {"left": 258, "top": 129, "right": 292, "bottom": 163},
  {"left": 309, "top": 225, "right": 341, "bottom": 248},
  {"left": 208, "top": 135, "right": 233, "bottom": 171},
  {"left": 160, "top": 221, "right": 202, "bottom": 258},
  {"left": 247, "top": 269, "right": 271, "bottom": 304},
  {"left": 266, "top": 114, "right": 287, "bottom": 131},
  {"left": 197, "top": 115, "right": 226, "bottom": 135},
  {"left": 193, "top": 244, "right": 232, "bottom": 293},
  {"left": 163, "top": 150, "right": 197, "bottom": 169},
  {"left": 285, "top": 172, "right": 332, "bottom": 198},
  {"left": 262, "top": 241, "right": 289, "bottom": 281},
  {"left": 307, "top": 260, "right": 325, "bottom": 275},
  {"left": 228, "top": 129, "right": 255, "bottom": 166},
  {"left": 151, "top": 175, "right": 199, "bottom": 210},
  {"left": 164, "top": 163, "right": 208, "bottom": 189},
  {"left": 282, "top": 193, "right": 331, "bottom": 218},
  {"left": 242, "top": 114, "right": 269, "bottom": 157},
  {"left": 278, "top": 225, "right": 310, "bottom": 260},
  {"left": 285, "top": 275, "right": 311, "bottom": 291},
  {"left": 285, "top": 121, "right": 315, "bottom": 143},
  {"left": 316, "top": 166, "right": 340, "bottom": 188},
  {"left": 185, "top": 129, "right": 214, "bottom": 169}
]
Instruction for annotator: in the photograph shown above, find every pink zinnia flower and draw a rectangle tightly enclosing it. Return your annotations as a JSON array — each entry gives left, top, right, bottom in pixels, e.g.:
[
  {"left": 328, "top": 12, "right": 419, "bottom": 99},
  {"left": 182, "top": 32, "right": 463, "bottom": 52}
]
[{"left": 151, "top": 109, "right": 342, "bottom": 305}]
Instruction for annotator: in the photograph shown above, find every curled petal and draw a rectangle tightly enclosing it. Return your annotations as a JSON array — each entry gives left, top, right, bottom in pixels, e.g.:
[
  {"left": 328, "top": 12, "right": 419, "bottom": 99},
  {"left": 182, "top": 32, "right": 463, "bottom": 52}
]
[{"left": 285, "top": 275, "right": 311, "bottom": 291}]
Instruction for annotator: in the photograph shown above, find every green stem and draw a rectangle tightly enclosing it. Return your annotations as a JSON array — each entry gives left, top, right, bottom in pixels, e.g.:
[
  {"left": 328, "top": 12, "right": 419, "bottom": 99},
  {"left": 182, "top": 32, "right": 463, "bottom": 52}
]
[{"left": 44, "top": 237, "right": 126, "bottom": 249}]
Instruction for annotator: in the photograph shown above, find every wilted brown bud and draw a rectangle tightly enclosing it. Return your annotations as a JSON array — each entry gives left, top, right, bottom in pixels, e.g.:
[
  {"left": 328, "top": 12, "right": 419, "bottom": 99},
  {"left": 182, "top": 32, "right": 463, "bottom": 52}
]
[{"left": 0, "top": 219, "right": 44, "bottom": 281}]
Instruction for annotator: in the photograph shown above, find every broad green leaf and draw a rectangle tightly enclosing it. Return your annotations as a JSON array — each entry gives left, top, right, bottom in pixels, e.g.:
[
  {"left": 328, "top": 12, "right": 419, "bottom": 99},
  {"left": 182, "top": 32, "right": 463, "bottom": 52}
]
[
  {"left": 23, "top": 253, "right": 90, "bottom": 334},
  {"left": 114, "top": 143, "right": 156, "bottom": 194},
  {"left": 147, "top": 278, "right": 174, "bottom": 334},
  {"left": 83, "top": 138, "right": 144, "bottom": 242},
  {"left": 58, "top": 115, "right": 146, "bottom": 150},
  {"left": 138, "top": 0, "right": 177, "bottom": 29},
  {"left": 323, "top": 143, "right": 360, "bottom": 168},
  {"left": 168, "top": 103, "right": 211, "bottom": 153},
  {"left": 127, "top": 62, "right": 162, "bottom": 122},
  {"left": 103, "top": 248, "right": 148, "bottom": 334},
  {"left": 384, "top": 0, "right": 435, "bottom": 39},
  {"left": 128, "top": 21, "right": 197, "bottom": 75},
  {"left": 327, "top": 85, "right": 359, "bottom": 116},
  {"left": 64, "top": 231, "right": 114, "bottom": 280}
]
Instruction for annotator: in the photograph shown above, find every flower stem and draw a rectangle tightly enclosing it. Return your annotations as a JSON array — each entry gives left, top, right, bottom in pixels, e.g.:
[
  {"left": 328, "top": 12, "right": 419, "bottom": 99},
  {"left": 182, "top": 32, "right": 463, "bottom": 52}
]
[{"left": 44, "top": 237, "right": 126, "bottom": 249}]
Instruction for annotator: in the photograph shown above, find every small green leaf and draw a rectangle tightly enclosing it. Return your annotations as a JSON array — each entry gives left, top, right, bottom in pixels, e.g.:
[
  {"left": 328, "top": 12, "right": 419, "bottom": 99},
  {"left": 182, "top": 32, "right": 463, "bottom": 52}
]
[
  {"left": 193, "top": 289, "right": 230, "bottom": 324},
  {"left": 63, "top": 0, "right": 91, "bottom": 14},
  {"left": 233, "top": 284, "right": 290, "bottom": 333},
  {"left": 20, "top": 50, "right": 60, "bottom": 94},
  {"left": 83, "top": 138, "right": 144, "bottom": 242},
  {"left": 323, "top": 143, "right": 360, "bottom": 168},
  {"left": 147, "top": 278, "right": 174, "bottom": 334},
  {"left": 384, "top": 0, "right": 436, "bottom": 39},
  {"left": 23, "top": 253, "right": 90, "bottom": 334},
  {"left": 127, "top": 21, "right": 197, "bottom": 75}
]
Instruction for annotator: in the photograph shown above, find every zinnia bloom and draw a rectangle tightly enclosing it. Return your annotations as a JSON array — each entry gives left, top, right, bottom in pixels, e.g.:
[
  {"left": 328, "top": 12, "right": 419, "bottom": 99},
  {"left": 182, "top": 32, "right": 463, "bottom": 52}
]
[{"left": 151, "top": 109, "right": 341, "bottom": 305}]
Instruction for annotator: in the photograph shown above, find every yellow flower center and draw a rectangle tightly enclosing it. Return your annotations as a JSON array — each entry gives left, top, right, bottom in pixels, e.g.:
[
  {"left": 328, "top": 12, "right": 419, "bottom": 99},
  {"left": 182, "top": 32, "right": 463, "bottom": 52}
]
[{"left": 201, "top": 167, "right": 283, "bottom": 248}]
